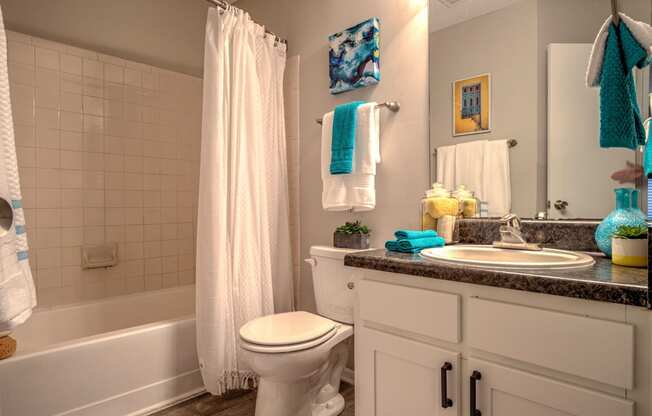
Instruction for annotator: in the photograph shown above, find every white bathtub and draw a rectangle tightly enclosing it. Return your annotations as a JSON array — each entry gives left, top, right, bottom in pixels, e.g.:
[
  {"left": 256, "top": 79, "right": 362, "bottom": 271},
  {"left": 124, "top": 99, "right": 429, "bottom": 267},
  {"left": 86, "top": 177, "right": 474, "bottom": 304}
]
[{"left": 0, "top": 285, "right": 203, "bottom": 416}]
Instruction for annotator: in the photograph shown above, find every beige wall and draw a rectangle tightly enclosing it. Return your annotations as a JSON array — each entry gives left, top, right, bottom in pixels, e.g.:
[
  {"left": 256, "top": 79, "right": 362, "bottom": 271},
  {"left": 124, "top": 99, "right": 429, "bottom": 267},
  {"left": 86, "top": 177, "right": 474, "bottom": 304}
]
[
  {"left": 429, "top": 0, "right": 539, "bottom": 217},
  {"left": 0, "top": 0, "right": 210, "bottom": 76},
  {"left": 8, "top": 31, "right": 201, "bottom": 307},
  {"left": 293, "top": 1, "right": 429, "bottom": 312}
]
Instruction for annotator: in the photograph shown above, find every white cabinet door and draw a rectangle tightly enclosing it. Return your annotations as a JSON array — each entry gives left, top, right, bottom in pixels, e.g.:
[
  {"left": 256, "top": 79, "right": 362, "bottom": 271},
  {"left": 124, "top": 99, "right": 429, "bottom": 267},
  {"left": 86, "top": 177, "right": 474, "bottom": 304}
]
[
  {"left": 356, "top": 326, "right": 460, "bottom": 416},
  {"left": 467, "top": 359, "right": 634, "bottom": 416}
]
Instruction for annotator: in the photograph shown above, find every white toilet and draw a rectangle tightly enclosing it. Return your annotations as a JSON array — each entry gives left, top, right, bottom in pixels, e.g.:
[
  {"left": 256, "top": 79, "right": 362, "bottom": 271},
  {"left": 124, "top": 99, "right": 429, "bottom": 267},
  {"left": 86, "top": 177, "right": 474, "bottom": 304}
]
[{"left": 239, "top": 246, "right": 363, "bottom": 416}]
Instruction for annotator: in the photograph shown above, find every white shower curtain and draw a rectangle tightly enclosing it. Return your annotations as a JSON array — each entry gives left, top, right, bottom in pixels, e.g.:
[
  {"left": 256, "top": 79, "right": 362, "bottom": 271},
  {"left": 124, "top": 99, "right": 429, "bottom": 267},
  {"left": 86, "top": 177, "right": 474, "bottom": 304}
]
[{"left": 196, "top": 7, "right": 294, "bottom": 396}]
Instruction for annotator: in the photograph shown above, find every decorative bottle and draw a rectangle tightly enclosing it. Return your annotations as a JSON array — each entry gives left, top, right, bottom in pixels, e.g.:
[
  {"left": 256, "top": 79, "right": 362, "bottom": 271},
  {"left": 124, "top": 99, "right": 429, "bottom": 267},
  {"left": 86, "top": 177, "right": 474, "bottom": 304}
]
[{"left": 595, "top": 188, "right": 647, "bottom": 257}]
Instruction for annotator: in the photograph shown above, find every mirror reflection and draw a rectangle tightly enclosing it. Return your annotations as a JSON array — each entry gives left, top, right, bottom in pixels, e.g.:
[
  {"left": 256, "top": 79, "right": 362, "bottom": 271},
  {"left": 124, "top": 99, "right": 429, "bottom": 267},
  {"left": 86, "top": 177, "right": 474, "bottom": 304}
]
[{"left": 429, "top": 0, "right": 651, "bottom": 219}]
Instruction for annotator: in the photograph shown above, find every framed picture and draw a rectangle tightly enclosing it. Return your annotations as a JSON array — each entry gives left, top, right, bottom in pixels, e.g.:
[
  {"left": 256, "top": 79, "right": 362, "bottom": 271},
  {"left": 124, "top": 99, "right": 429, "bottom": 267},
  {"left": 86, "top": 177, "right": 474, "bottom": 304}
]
[
  {"left": 328, "top": 18, "right": 381, "bottom": 95},
  {"left": 452, "top": 73, "right": 491, "bottom": 136}
]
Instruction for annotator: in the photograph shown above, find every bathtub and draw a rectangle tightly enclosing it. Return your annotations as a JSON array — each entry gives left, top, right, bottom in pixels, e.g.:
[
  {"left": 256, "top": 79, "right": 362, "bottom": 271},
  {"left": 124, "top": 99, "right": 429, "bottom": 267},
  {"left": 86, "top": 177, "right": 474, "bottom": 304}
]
[{"left": 0, "top": 285, "right": 203, "bottom": 416}]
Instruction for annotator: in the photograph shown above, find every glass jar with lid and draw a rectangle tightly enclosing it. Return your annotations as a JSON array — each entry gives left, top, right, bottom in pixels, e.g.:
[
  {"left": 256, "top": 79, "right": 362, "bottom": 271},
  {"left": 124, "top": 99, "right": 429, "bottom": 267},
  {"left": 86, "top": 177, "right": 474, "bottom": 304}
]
[
  {"left": 421, "top": 183, "right": 459, "bottom": 230},
  {"left": 452, "top": 185, "right": 479, "bottom": 218}
]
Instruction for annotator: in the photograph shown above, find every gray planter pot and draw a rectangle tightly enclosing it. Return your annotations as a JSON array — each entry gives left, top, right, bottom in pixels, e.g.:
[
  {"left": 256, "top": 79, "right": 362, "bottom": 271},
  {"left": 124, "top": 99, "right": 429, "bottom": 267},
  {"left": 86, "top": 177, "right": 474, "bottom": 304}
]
[{"left": 333, "top": 232, "right": 370, "bottom": 249}]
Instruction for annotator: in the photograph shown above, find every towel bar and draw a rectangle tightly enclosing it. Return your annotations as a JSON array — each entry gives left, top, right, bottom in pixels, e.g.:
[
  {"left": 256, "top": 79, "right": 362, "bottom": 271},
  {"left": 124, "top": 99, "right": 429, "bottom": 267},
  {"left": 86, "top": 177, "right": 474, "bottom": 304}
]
[
  {"left": 316, "top": 101, "right": 400, "bottom": 125},
  {"left": 432, "top": 139, "right": 518, "bottom": 156}
]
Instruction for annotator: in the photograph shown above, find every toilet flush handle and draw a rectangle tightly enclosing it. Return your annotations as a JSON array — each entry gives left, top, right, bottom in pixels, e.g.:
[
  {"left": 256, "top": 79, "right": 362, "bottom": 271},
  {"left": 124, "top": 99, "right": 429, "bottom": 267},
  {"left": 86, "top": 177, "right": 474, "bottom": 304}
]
[{"left": 304, "top": 258, "right": 317, "bottom": 267}]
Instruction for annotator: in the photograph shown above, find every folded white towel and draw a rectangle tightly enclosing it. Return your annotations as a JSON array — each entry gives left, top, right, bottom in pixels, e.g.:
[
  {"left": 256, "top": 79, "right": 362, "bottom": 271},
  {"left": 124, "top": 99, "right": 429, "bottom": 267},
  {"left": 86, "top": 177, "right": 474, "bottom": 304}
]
[
  {"left": 0, "top": 8, "right": 36, "bottom": 334},
  {"left": 586, "top": 12, "right": 652, "bottom": 87},
  {"left": 454, "top": 140, "right": 487, "bottom": 201},
  {"left": 483, "top": 139, "right": 511, "bottom": 217},
  {"left": 321, "top": 103, "right": 380, "bottom": 211},
  {"left": 436, "top": 145, "right": 456, "bottom": 191}
]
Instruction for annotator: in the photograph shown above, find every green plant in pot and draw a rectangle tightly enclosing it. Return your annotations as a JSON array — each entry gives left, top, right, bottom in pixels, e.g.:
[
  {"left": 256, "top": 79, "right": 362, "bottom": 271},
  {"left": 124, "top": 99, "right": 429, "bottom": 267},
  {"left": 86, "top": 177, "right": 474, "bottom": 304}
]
[
  {"left": 334, "top": 221, "right": 370, "bottom": 249},
  {"left": 611, "top": 225, "right": 648, "bottom": 268}
]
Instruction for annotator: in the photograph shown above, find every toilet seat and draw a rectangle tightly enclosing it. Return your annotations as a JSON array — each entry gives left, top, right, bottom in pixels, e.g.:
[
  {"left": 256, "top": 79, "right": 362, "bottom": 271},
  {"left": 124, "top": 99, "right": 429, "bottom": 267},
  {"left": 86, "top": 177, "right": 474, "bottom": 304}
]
[
  {"left": 240, "top": 326, "right": 339, "bottom": 353},
  {"left": 239, "top": 311, "right": 340, "bottom": 354}
]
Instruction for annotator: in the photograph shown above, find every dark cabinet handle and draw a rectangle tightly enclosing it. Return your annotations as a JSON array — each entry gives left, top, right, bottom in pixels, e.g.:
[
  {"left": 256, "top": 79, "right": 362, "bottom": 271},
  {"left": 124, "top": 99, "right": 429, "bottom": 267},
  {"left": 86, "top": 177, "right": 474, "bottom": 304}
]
[
  {"left": 440, "top": 362, "right": 453, "bottom": 408},
  {"left": 470, "top": 370, "right": 482, "bottom": 416}
]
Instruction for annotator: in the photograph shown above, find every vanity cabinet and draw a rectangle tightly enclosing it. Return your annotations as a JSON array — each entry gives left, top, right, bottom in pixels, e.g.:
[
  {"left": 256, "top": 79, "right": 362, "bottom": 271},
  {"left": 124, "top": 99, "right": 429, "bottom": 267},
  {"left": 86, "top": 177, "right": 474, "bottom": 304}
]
[
  {"left": 356, "top": 326, "right": 460, "bottom": 416},
  {"left": 467, "top": 359, "right": 634, "bottom": 416},
  {"left": 355, "top": 274, "right": 645, "bottom": 416}
]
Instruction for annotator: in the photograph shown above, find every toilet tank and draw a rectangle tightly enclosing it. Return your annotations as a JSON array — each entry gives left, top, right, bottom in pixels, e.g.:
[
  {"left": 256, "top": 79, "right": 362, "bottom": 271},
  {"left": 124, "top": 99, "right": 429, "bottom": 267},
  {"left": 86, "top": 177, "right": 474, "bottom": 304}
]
[{"left": 307, "top": 246, "right": 367, "bottom": 324}]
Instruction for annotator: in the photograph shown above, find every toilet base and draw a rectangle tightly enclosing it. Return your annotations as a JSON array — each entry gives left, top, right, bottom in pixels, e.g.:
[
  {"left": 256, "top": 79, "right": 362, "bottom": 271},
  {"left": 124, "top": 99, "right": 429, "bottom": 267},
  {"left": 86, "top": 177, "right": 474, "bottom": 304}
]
[
  {"left": 253, "top": 340, "right": 350, "bottom": 416},
  {"left": 311, "top": 393, "right": 344, "bottom": 416}
]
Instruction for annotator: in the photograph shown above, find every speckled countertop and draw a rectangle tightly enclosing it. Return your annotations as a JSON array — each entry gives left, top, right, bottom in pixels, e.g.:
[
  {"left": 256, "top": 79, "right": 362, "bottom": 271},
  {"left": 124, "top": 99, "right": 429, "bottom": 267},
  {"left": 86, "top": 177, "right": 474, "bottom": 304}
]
[{"left": 344, "top": 249, "right": 649, "bottom": 307}]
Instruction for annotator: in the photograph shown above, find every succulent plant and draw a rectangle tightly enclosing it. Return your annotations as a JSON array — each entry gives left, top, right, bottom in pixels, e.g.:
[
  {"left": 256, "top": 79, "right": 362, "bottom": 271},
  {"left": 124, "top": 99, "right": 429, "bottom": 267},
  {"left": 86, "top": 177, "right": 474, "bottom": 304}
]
[
  {"left": 335, "top": 221, "right": 370, "bottom": 235},
  {"left": 612, "top": 225, "right": 648, "bottom": 240}
]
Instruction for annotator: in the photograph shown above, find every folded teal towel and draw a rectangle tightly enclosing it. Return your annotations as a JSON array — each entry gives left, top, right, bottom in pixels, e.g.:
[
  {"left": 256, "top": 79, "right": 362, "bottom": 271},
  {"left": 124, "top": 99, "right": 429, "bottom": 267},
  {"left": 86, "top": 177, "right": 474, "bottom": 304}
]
[
  {"left": 330, "top": 101, "right": 365, "bottom": 174},
  {"left": 385, "top": 236, "right": 445, "bottom": 253},
  {"left": 394, "top": 229, "right": 438, "bottom": 240},
  {"left": 600, "top": 22, "right": 651, "bottom": 149}
]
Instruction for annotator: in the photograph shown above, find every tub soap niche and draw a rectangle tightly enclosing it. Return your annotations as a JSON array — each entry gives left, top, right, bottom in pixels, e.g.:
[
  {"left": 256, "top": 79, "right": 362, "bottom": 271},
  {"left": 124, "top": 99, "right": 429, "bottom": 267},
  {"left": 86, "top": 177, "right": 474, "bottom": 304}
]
[{"left": 81, "top": 243, "right": 119, "bottom": 269}]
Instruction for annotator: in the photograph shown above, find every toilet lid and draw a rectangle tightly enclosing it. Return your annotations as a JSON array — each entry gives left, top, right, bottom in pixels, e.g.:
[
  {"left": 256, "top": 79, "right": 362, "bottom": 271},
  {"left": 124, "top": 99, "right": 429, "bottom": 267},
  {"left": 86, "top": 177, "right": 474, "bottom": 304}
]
[{"left": 239, "top": 311, "right": 338, "bottom": 346}]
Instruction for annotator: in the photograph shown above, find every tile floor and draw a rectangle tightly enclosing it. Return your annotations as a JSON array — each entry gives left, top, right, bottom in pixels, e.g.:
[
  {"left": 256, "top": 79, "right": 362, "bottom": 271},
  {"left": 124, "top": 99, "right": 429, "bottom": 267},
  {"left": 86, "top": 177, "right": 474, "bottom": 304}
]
[{"left": 151, "top": 382, "right": 354, "bottom": 416}]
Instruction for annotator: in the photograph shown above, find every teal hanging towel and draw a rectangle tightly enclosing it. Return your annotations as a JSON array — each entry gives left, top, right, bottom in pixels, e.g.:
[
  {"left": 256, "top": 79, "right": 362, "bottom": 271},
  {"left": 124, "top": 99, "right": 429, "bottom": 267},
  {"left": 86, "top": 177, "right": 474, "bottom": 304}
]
[
  {"left": 330, "top": 101, "right": 365, "bottom": 174},
  {"left": 599, "top": 22, "right": 650, "bottom": 149}
]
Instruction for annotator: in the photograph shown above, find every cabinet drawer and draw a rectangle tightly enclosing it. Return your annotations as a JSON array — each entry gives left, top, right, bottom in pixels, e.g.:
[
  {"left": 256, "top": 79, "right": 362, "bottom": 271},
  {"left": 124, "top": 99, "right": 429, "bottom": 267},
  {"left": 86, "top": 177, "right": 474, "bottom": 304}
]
[
  {"left": 358, "top": 280, "right": 460, "bottom": 343},
  {"left": 468, "top": 298, "right": 634, "bottom": 389}
]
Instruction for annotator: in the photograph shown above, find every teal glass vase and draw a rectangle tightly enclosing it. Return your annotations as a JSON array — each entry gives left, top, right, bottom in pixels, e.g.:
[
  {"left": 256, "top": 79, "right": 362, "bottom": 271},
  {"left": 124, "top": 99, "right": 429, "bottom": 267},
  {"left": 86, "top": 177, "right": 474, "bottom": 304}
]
[
  {"left": 629, "top": 189, "right": 647, "bottom": 222},
  {"left": 595, "top": 188, "right": 647, "bottom": 257}
]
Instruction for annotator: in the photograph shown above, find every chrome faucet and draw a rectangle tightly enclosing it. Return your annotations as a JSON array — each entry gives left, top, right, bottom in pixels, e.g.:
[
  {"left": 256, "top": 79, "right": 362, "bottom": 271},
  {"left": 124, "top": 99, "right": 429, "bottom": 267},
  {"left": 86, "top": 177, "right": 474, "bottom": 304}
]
[{"left": 492, "top": 214, "right": 542, "bottom": 251}]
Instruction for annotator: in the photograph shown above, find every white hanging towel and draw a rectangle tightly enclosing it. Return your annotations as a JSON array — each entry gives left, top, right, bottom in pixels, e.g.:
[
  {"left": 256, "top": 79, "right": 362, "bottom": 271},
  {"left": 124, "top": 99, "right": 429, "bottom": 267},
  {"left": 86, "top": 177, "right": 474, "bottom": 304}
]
[
  {"left": 586, "top": 12, "right": 652, "bottom": 87},
  {"left": 454, "top": 140, "right": 487, "bottom": 201},
  {"left": 321, "top": 103, "right": 380, "bottom": 212},
  {"left": 0, "top": 6, "right": 36, "bottom": 335},
  {"left": 483, "top": 139, "right": 511, "bottom": 217},
  {"left": 435, "top": 145, "right": 456, "bottom": 191}
]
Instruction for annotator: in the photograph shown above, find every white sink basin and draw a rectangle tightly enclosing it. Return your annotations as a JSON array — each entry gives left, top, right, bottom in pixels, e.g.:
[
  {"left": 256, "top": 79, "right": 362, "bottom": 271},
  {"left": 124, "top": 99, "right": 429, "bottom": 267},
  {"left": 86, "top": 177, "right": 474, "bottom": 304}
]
[{"left": 420, "top": 245, "right": 595, "bottom": 270}]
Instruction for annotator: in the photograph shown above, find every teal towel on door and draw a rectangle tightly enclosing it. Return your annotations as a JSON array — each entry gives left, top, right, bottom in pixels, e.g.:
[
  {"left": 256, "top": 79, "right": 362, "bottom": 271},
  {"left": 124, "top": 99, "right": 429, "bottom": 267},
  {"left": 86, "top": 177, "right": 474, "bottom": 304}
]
[
  {"left": 394, "top": 229, "right": 438, "bottom": 240},
  {"left": 385, "top": 236, "right": 445, "bottom": 253},
  {"left": 330, "top": 101, "right": 365, "bottom": 174},
  {"left": 600, "top": 22, "right": 651, "bottom": 150}
]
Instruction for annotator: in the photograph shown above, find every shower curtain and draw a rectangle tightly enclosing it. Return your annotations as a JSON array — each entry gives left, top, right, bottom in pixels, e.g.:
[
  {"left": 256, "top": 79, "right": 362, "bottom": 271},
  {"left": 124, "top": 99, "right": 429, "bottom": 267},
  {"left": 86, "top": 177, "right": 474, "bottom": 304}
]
[{"left": 196, "top": 7, "right": 293, "bottom": 395}]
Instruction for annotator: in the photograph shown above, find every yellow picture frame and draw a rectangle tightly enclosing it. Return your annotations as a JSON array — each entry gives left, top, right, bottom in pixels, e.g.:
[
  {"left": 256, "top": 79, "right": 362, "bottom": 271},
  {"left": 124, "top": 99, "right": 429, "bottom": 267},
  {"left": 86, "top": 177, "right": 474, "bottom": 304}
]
[{"left": 452, "top": 73, "right": 491, "bottom": 136}]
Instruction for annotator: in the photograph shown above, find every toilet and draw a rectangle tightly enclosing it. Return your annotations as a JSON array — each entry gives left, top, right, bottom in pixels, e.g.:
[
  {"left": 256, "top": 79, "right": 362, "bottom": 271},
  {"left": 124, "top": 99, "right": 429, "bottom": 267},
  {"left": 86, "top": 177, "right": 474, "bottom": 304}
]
[{"left": 239, "top": 246, "right": 364, "bottom": 416}]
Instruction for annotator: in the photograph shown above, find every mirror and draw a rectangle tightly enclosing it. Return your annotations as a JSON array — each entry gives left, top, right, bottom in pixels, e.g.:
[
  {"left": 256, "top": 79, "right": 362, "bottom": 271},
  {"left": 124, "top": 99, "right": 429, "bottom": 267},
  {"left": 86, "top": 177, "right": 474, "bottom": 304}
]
[{"left": 428, "top": 0, "right": 651, "bottom": 219}]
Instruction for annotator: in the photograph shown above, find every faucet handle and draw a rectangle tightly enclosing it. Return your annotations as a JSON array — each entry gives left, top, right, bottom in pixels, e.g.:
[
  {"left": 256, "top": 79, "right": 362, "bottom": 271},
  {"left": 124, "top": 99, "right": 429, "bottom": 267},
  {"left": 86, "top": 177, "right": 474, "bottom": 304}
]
[{"left": 501, "top": 213, "right": 521, "bottom": 230}]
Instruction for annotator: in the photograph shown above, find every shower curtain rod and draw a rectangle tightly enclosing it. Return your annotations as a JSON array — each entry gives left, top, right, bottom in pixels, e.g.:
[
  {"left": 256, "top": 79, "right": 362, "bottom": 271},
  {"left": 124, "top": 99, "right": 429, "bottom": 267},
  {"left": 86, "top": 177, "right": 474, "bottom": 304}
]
[{"left": 205, "top": 0, "right": 288, "bottom": 45}]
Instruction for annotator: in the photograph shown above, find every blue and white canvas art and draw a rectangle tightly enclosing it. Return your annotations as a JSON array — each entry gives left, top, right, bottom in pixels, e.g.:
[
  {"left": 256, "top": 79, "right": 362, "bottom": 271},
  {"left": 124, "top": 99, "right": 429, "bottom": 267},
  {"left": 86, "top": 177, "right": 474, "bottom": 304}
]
[{"left": 329, "top": 18, "right": 380, "bottom": 95}]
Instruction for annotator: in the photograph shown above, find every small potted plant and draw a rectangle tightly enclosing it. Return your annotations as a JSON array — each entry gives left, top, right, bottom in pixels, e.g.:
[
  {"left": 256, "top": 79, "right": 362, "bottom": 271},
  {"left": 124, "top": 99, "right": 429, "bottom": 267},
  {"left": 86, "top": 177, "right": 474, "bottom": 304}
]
[
  {"left": 334, "top": 221, "right": 371, "bottom": 249},
  {"left": 611, "top": 225, "right": 648, "bottom": 268}
]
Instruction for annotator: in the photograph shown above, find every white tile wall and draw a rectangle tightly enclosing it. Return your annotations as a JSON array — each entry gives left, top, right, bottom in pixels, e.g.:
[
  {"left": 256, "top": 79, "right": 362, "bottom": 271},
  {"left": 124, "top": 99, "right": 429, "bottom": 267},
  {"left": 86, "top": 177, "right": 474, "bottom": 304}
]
[{"left": 7, "top": 31, "right": 202, "bottom": 307}]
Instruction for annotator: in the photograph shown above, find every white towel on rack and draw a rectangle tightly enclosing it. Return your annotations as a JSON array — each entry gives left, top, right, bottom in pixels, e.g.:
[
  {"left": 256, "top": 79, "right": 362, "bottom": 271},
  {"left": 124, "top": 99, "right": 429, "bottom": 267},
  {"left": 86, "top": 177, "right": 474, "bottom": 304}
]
[
  {"left": 483, "top": 139, "right": 511, "bottom": 217},
  {"left": 586, "top": 12, "right": 652, "bottom": 87},
  {"left": 436, "top": 145, "right": 456, "bottom": 191},
  {"left": 454, "top": 140, "right": 487, "bottom": 201},
  {"left": 321, "top": 102, "right": 380, "bottom": 211},
  {"left": 0, "top": 7, "right": 36, "bottom": 335}
]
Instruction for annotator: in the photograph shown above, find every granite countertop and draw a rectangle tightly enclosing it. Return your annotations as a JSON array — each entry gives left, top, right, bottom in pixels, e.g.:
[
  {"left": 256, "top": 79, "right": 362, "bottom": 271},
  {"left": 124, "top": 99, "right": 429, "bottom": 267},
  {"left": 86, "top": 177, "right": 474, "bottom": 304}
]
[{"left": 344, "top": 249, "right": 649, "bottom": 307}]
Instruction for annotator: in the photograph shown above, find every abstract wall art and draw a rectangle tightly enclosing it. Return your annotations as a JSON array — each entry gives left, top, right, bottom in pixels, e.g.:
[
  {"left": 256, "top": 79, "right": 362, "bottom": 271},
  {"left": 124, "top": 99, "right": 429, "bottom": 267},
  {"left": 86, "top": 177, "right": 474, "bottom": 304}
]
[
  {"left": 329, "top": 18, "right": 381, "bottom": 95},
  {"left": 453, "top": 73, "right": 491, "bottom": 136}
]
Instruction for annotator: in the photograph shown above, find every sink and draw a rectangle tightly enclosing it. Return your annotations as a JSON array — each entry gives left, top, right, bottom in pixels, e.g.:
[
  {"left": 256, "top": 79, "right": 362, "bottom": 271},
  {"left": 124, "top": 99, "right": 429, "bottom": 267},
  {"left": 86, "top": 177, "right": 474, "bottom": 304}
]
[{"left": 420, "top": 245, "right": 595, "bottom": 270}]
